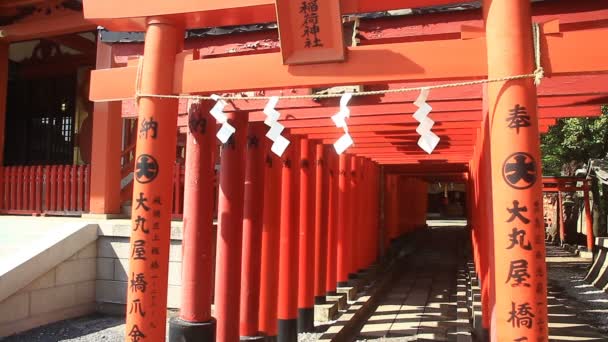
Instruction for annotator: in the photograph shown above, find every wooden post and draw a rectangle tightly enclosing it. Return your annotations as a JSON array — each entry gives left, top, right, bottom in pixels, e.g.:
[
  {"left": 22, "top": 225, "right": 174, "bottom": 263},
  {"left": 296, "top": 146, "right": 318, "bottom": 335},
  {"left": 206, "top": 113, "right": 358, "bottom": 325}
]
[
  {"left": 484, "top": 0, "right": 549, "bottom": 340},
  {"left": 336, "top": 154, "right": 351, "bottom": 287},
  {"left": 313, "top": 143, "right": 328, "bottom": 305},
  {"left": 584, "top": 182, "right": 594, "bottom": 250},
  {"left": 557, "top": 191, "right": 565, "bottom": 243},
  {"left": 278, "top": 135, "right": 300, "bottom": 342},
  {"left": 297, "top": 138, "right": 316, "bottom": 333},
  {"left": 89, "top": 39, "right": 122, "bottom": 215},
  {"left": 215, "top": 112, "right": 249, "bottom": 342},
  {"left": 168, "top": 101, "right": 217, "bottom": 341},
  {"left": 325, "top": 148, "right": 339, "bottom": 296},
  {"left": 0, "top": 43, "right": 7, "bottom": 209},
  {"left": 258, "top": 152, "right": 282, "bottom": 339},
  {"left": 240, "top": 122, "right": 267, "bottom": 340},
  {"left": 124, "top": 17, "right": 182, "bottom": 342}
]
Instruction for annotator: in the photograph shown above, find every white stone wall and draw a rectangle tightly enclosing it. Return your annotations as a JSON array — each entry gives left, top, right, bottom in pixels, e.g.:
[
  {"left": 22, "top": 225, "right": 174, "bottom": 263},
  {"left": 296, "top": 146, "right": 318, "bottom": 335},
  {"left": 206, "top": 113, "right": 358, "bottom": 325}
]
[
  {"left": 95, "top": 236, "right": 183, "bottom": 309},
  {"left": 94, "top": 221, "right": 190, "bottom": 312},
  {"left": 0, "top": 243, "right": 97, "bottom": 337}
]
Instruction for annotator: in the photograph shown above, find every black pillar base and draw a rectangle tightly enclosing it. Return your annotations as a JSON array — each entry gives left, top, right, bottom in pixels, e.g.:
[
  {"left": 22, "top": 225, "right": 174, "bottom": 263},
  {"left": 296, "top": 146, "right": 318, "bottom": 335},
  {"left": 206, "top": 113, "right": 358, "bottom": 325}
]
[
  {"left": 278, "top": 318, "right": 297, "bottom": 342},
  {"left": 297, "top": 307, "right": 314, "bottom": 333},
  {"left": 168, "top": 317, "right": 216, "bottom": 342},
  {"left": 326, "top": 290, "right": 338, "bottom": 296},
  {"left": 240, "top": 335, "right": 266, "bottom": 341},
  {"left": 348, "top": 272, "right": 358, "bottom": 280},
  {"left": 264, "top": 335, "right": 277, "bottom": 342},
  {"left": 314, "top": 295, "right": 326, "bottom": 305},
  {"left": 337, "top": 280, "right": 349, "bottom": 287}
]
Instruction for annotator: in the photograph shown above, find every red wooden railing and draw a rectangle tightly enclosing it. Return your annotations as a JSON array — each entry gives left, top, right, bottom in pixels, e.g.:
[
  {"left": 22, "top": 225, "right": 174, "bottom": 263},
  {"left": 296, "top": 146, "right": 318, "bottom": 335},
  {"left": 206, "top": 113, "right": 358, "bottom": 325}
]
[{"left": 1, "top": 165, "right": 90, "bottom": 215}]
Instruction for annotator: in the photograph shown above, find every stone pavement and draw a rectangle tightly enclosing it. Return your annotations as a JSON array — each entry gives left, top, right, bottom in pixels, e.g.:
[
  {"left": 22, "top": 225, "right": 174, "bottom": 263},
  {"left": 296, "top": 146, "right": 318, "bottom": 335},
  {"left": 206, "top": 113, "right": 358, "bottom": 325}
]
[
  {"left": 355, "top": 226, "right": 470, "bottom": 341},
  {"left": 352, "top": 227, "right": 608, "bottom": 342}
]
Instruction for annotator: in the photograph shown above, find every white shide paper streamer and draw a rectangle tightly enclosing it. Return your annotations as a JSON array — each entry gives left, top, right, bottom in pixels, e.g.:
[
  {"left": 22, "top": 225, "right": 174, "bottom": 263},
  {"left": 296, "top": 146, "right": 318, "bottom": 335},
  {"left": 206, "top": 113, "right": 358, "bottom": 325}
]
[
  {"left": 333, "top": 93, "right": 354, "bottom": 155},
  {"left": 413, "top": 88, "right": 440, "bottom": 154},
  {"left": 263, "top": 96, "right": 290, "bottom": 157},
  {"left": 210, "top": 94, "right": 236, "bottom": 143}
]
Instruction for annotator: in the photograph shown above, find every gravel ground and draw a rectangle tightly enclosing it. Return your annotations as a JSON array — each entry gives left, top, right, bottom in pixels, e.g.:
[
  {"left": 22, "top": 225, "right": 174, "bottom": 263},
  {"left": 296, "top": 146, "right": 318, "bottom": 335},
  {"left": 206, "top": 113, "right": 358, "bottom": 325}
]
[
  {"left": 0, "top": 314, "right": 124, "bottom": 342},
  {"left": 1, "top": 314, "right": 326, "bottom": 342},
  {"left": 545, "top": 244, "right": 608, "bottom": 334}
]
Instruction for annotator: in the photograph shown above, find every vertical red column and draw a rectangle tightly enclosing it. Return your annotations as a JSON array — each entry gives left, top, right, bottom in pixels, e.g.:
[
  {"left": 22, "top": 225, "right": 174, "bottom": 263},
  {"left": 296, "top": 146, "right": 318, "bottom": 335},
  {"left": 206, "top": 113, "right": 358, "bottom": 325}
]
[
  {"left": 278, "top": 135, "right": 300, "bottom": 341},
  {"left": 240, "top": 123, "right": 267, "bottom": 340},
  {"left": 369, "top": 163, "right": 380, "bottom": 264},
  {"left": 169, "top": 101, "right": 217, "bottom": 341},
  {"left": 584, "top": 183, "right": 594, "bottom": 250},
  {"left": 314, "top": 143, "right": 328, "bottom": 304},
  {"left": 479, "top": 87, "right": 496, "bottom": 332},
  {"left": 89, "top": 39, "right": 122, "bottom": 215},
  {"left": 215, "top": 112, "right": 249, "bottom": 342},
  {"left": 325, "top": 148, "right": 339, "bottom": 296},
  {"left": 484, "top": 0, "right": 548, "bottom": 340},
  {"left": 557, "top": 192, "right": 565, "bottom": 243},
  {"left": 336, "top": 154, "right": 352, "bottom": 287},
  {"left": 355, "top": 157, "right": 366, "bottom": 272},
  {"left": 258, "top": 152, "right": 282, "bottom": 339},
  {"left": 124, "top": 17, "right": 182, "bottom": 342},
  {"left": 349, "top": 156, "right": 359, "bottom": 276},
  {"left": 297, "top": 138, "right": 316, "bottom": 333},
  {"left": 0, "top": 43, "right": 7, "bottom": 208}
]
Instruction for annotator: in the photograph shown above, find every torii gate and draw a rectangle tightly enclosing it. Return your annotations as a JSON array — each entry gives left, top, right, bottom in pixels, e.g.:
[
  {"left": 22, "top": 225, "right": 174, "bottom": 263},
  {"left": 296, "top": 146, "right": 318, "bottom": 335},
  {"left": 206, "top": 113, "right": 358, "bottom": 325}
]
[{"left": 82, "top": 0, "right": 608, "bottom": 342}]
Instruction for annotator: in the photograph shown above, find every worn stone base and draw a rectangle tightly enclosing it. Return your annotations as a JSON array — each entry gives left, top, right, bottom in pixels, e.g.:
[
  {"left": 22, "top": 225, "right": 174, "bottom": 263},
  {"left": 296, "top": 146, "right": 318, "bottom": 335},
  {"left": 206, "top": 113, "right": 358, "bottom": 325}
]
[
  {"left": 337, "top": 286, "right": 357, "bottom": 301},
  {"left": 326, "top": 294, "right": 347, "bottom": 311},
  {"left": 314, "top": 301, "right": 339, "bottom": 322}
]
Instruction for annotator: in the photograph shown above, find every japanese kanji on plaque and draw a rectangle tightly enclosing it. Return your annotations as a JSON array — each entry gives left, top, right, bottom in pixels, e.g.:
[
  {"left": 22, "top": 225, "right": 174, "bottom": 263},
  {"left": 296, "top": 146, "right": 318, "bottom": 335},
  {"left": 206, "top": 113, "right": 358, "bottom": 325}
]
[{"left": 274, "top": 0, "right": 345, "bottom": 65}]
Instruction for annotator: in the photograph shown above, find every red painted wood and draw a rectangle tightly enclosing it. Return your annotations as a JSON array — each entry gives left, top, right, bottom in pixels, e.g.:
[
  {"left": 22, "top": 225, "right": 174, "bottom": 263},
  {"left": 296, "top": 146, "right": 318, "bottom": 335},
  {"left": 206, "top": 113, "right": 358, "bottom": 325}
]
[
  {"left": 325, "top": 149, "right": 338, "bottom": 295},
  {"left": 240, "top": 123, "right": 267, "bottom": 337},
  {"left": 313, "top": 143, "right": 328, "bottom": 300}
]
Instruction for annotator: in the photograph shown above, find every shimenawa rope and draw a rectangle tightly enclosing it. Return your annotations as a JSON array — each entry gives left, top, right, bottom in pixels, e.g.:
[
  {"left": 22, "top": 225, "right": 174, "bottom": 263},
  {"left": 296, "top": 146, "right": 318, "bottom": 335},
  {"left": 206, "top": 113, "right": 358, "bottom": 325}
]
[{"left": 128, "top": 23, "right": 544, "bottom": 103}]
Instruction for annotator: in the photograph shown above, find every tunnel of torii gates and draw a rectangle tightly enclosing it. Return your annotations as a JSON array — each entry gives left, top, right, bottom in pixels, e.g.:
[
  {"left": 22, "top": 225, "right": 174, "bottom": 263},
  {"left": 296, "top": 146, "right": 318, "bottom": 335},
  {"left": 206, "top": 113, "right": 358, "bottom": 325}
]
[{"left": 77, "top": 0, "right": 608, "bottom": 341}]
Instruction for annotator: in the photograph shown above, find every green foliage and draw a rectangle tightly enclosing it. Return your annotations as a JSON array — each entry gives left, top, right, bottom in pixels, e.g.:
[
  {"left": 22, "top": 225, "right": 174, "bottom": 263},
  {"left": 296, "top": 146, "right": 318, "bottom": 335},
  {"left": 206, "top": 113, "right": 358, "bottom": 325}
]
[{"left": 541, "top": 106, "right": 608, "bottom": 176}]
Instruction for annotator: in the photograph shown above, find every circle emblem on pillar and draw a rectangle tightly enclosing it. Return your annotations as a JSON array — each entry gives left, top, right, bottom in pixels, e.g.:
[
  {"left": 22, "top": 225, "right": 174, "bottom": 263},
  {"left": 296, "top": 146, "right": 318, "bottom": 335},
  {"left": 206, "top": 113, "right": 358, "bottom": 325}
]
[
  {"left": 135, "top": 154, "right": 159, "bottom": 184},
  {"left": 502, "top": 152, "right": 537, "bottom": 190}
]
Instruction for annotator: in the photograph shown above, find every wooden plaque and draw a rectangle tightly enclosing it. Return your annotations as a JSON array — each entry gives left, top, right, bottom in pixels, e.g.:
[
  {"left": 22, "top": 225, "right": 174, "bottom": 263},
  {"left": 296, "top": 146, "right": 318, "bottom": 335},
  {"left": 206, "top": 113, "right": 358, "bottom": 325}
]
[{"left": 274, "top": 0, "right": 345, "bottom": 65}]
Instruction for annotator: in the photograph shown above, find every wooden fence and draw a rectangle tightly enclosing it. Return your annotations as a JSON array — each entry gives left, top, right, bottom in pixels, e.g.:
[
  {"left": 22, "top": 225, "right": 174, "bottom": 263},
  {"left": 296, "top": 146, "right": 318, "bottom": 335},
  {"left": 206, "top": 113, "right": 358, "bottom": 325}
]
[{"left": 1, "top": 165, "right": 90, "bottom": 215}]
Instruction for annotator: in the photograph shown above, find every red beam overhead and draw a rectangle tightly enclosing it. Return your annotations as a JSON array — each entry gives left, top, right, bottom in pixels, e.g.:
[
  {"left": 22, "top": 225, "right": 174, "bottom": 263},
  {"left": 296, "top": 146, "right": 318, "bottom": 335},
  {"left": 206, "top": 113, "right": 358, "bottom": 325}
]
[
  {"left": 120, "top": 74, "right": 608, "bottom": 116},
  {"left": 384, "top": 163, "right": 468, "bottom": 173},
  {"left": 289, "top": 122, "right": 481, "bottom": 135},
  {"left": 305, "top": 132, "right": 476, "bottom": 140},
  {"left": 83, "top": 0, "right": 469, "bottom": 31},
  {"left": 90, "top": 28, "right": 608, "bottom": 101}
]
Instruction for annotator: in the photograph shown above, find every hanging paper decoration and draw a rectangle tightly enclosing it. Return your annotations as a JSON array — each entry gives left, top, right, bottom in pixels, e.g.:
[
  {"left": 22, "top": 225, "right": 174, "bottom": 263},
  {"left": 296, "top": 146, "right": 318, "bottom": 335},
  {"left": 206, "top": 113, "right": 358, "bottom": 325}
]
[
  {"left": 332, "top": 93, "right": 354, "bottom": 155},
  {"left": 263, "top": 96, "right": 290, "bottom": 156},
  {"left": 413, "top": 88, "right": 440, "bottom": 154},
  {"left": 210, "top": 94, "right": 236, "bottom": 143}
]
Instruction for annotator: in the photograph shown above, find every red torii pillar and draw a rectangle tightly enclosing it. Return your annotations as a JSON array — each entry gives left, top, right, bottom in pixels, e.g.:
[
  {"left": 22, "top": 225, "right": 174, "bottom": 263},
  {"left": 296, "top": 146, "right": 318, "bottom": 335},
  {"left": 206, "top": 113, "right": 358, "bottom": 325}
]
[
  {"left": 258, "top": 152, "right": 282, "bottom": 339},
  {"left": 278, "top": 135, "right": 300, "bottom": 341},
  {"left": 337, "top": 154, "right": 352, "bottom": 287},
  {"left": 124, "top": 17, "right": 182, "bottom": 342},
  {"left": 584, "top": 182, "right": 594, "bottom": 250},
  {"left": 0, "top": 43, "right": 6, "bottom": 208},
  {"left": 240, "top": 123, "right": 267, "bottom": 340},
  {"left": 313, "top": 143, "right": 329, "bottom": 305},
  {"left": 168, "top": 101, "right": 217, "bottom": 341},
  {"left": 484, "top": 0, "right": 548, "bottom": 340},
  {"left": 215, "top": 112, "right": 249, "bottom": 342},
  {"left": 350, "top": 156, "right": 361, "bottom": 277},
  {"left": 297, "top": 138, "right": 316, "bottom": 333},
  {"left": 557, "top": 191, "right": 566, "bottom": 243},
  {"left": 89, "top": 40, "right": 122, "bottom": 215},
  {"left": 325, "top": 148, "right": 339, "bottom": 297}
]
